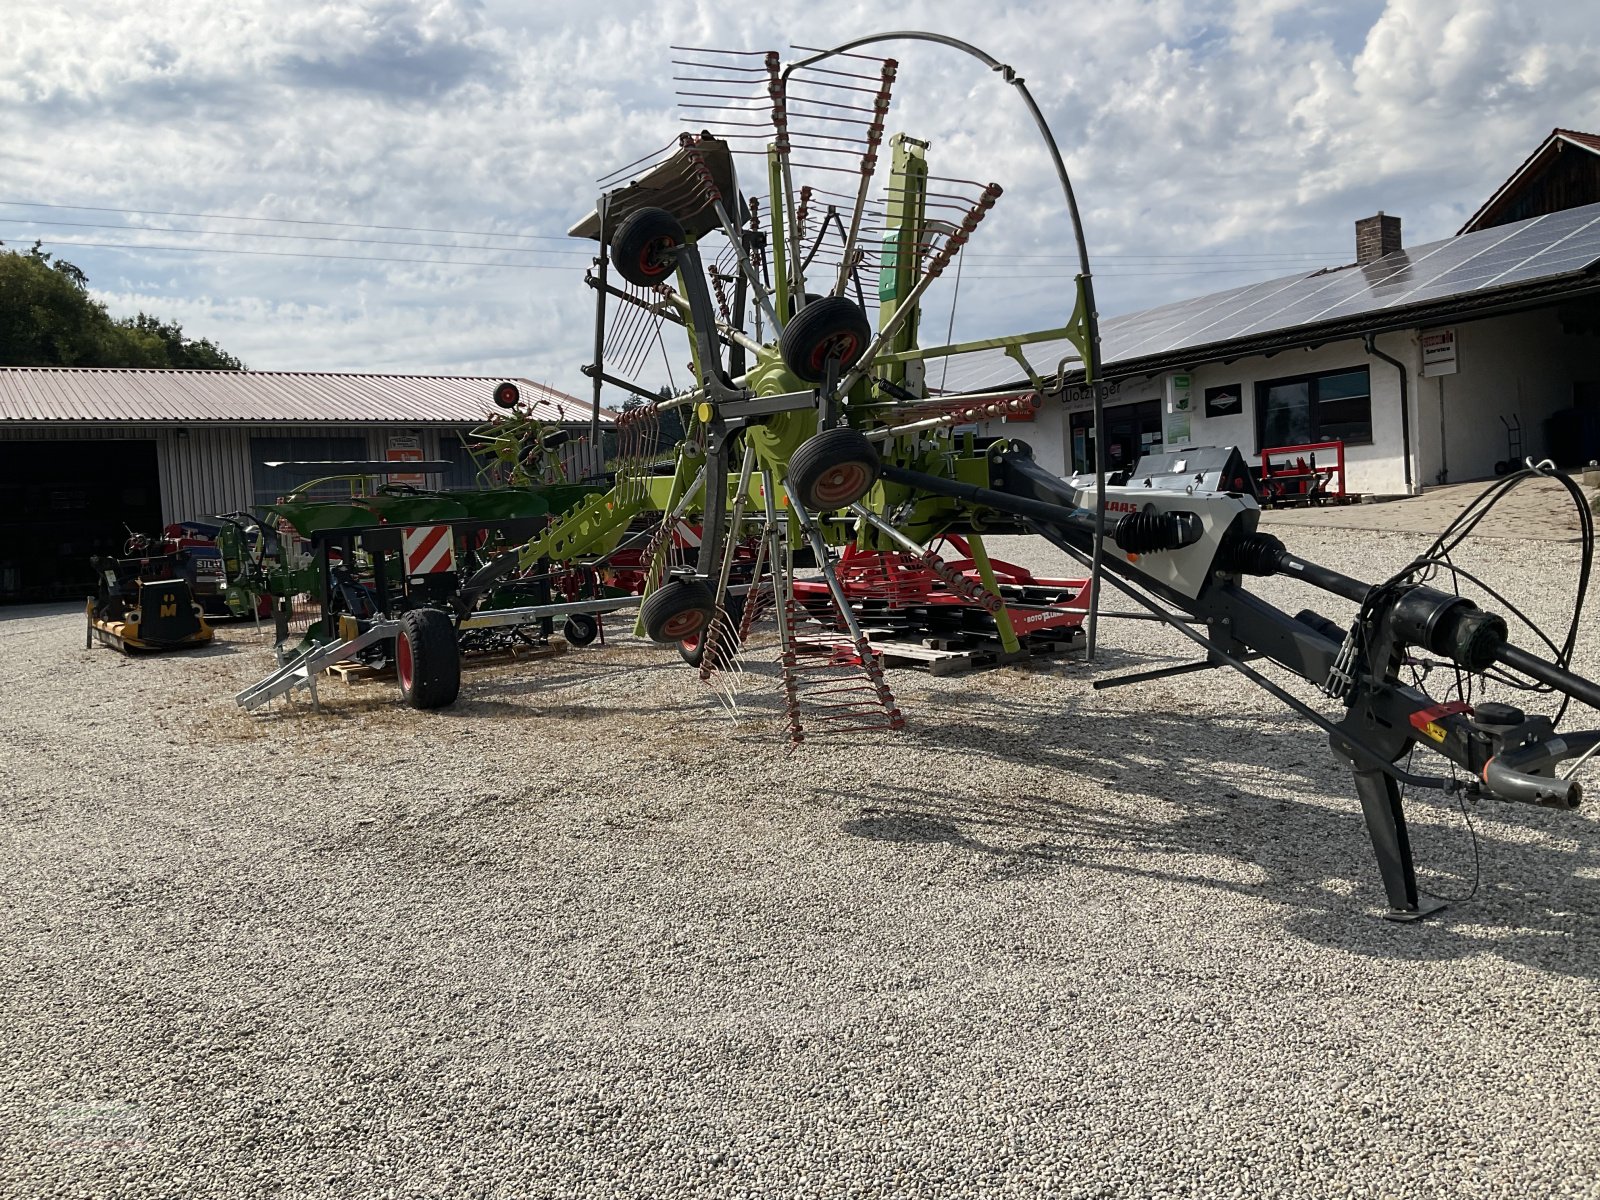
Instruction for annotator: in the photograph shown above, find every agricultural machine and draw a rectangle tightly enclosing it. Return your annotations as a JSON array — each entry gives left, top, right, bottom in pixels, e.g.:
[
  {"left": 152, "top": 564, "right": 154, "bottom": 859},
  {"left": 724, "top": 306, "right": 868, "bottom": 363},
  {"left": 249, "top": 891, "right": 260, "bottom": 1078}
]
[
  {"left": 234, "top": 391, "right": 653, "bottom": 711},
  {"left": 498, "top": 32, "right": 1600, "bottom": 918},
  {"left": 86, "top": 538, "right": 214, "bottom": 654}
]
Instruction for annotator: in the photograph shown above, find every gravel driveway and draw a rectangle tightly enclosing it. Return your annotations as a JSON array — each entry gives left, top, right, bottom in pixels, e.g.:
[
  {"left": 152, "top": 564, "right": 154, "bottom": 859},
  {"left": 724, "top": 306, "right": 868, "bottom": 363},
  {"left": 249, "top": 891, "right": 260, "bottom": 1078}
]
[{"left": 3, "top": 528, "right": 1597, "bottom": 1199}]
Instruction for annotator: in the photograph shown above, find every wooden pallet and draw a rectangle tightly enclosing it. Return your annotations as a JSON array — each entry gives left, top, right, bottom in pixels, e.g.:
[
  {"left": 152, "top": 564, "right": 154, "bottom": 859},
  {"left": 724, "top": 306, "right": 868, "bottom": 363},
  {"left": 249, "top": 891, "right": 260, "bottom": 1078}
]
[
  {"left": 324, "top": 639, "right": 569, "bottom": 686},
  {"left": 873, "top": 632, "right": 1084, "bottom": 677}
]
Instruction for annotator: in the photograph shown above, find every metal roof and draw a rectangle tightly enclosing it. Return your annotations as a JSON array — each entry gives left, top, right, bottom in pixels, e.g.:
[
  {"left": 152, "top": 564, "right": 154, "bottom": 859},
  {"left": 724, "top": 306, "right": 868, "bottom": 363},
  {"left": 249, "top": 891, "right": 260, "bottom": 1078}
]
[
  {"left": 940, "top": 199, "right": 1600, "bottom": 394},
  {"left": 0, "top": 370, "right": 615, "bottom": 425}
]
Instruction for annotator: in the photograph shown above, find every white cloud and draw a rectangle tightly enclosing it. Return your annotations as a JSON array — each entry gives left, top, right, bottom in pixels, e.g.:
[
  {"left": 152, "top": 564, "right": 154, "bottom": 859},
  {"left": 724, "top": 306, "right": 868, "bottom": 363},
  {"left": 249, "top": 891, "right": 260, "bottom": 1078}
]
[{"left": 4, "top": 0, "right": 1598, "bottom": 390}]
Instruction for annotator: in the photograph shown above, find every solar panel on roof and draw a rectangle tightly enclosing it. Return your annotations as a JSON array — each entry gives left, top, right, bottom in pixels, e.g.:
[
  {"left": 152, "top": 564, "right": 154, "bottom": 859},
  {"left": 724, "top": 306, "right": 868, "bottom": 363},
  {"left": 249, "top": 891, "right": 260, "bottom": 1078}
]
[
  {"left": 936, "top": 198, "right": 1600, "bottom": 392},
  {"left": 1489, "top": 213, "right": 1600, "bottom": 287}
]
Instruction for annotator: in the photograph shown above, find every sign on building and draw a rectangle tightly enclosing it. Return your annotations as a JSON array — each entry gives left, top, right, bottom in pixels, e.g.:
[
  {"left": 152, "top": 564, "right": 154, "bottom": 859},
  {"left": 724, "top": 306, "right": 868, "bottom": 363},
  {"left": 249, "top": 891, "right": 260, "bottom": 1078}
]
[
  {"left": 1420, "top": 328, "right": 1458, "bottom": 377},
  {"left": 386, "top": 434, "right": 426, "bottom": 486},
  {"left": 1164, "top": 373, "right": 1194, "bottom": 445}
]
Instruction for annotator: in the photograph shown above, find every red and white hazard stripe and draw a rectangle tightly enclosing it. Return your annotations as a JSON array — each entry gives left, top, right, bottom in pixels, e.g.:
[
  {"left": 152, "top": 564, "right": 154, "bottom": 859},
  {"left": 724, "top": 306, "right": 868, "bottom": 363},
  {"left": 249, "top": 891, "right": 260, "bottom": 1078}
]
[{"left": 402, "top": 525, "right": 457, "bottom": 575}]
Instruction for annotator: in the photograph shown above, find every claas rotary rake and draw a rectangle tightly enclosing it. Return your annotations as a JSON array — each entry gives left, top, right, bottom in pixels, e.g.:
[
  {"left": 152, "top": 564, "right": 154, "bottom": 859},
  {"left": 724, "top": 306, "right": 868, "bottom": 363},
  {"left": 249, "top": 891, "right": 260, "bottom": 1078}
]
[
  {"left": 538, "top": 36, "right": 1101, "bottom": 740},
  {"left": 518, "top": 33, "right": 1600, "bottom": 919}
]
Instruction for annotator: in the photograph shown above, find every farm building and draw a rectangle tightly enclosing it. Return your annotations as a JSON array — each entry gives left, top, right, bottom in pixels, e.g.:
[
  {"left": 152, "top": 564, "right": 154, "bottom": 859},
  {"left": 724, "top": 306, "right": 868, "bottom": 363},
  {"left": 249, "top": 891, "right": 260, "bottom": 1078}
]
[
  {"left": 953, "top": 129, "right": 1600, "bottom": 496},
  {"left": 0, "top": 371, "right": 611, "bottom": 602}
]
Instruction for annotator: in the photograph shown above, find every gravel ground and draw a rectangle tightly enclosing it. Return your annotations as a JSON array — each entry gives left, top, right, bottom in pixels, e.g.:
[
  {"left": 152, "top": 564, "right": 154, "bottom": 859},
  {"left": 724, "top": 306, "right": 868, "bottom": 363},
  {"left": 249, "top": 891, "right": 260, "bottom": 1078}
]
[{"left": 2, "top": 527, "right": 1598, "bottom": 1199}]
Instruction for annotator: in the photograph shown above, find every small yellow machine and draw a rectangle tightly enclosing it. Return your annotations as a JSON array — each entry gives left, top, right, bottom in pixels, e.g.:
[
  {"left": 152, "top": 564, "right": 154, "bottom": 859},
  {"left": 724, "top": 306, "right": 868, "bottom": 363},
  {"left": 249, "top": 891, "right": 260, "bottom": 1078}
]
[{"left": 86, "top": 564, "right": 214, "bottom": 654}]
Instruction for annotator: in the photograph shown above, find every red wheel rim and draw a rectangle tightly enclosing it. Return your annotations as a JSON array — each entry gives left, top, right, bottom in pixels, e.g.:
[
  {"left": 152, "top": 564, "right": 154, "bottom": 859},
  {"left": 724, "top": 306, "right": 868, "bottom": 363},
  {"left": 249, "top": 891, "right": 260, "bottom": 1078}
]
[
  {"left": 809, "top": 332, "right": 860, "bottom": 373},
  {"left": 681, "top": 631, "right": 701, "bottom": 653},
  {"left": 812, "top": 461, "right": 870, "bottom": 507},
  {"left": 638, "top": 237, "right": 676, "bottom": 279},
  {"left": 661, "top": 609, "right": 705, "bottom": 639},
  {"left": 397, "top": 632, "right": 414, "bottom": 692}
]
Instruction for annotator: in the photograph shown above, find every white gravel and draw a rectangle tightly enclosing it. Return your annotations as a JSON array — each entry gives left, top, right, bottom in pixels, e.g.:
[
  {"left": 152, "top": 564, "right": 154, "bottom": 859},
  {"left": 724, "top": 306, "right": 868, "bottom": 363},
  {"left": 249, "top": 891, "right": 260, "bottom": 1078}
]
[{"left": 2, "top": 526, "right": 1598, "bottom": 1199}]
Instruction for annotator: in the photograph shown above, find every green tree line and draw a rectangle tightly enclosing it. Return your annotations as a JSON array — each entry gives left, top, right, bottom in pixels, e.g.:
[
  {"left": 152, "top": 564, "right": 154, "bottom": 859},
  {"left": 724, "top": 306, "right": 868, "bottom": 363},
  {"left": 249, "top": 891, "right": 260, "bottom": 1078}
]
[{"left": 0, "top": 240, "right": 244, "bottom": 370}]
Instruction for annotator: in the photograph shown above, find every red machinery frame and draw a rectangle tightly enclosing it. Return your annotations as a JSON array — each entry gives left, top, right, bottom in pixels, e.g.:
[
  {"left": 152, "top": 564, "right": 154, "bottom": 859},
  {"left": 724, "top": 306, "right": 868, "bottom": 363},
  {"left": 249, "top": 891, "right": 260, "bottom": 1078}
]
[
  {"left": 1259, "top": 440, "right": 1349, "bottom": 507},
  {"left": 791, "top": 535, "right": 1090, "bottom": 640}
]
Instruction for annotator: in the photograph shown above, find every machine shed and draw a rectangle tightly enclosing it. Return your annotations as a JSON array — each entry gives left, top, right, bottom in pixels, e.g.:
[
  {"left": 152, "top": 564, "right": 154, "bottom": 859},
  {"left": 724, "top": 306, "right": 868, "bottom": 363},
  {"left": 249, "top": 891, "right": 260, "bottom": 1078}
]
[{"left": 0, "top": 369, "right": 612, "bottom": 603}]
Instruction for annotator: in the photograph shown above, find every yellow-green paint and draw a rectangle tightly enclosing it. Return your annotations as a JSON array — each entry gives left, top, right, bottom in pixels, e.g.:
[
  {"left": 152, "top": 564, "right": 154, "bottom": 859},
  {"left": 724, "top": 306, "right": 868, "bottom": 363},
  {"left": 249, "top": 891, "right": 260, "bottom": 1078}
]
[
  {"left": 768, "top": 148, "right": 791, "bottom": 326},
  {"left": 965, "top": 533, "right": 1019, "bottom": 653},
  {"left": 877, "top": 135, "right": 927, "bottom": 391}
]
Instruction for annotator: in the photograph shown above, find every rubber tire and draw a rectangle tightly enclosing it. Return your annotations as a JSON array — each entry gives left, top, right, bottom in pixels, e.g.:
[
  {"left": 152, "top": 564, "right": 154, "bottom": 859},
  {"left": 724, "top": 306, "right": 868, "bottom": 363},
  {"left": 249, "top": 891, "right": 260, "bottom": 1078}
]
[
  {"left": 678, "top": 591, "right": 745, "bottom": 667},
  {"left": 787, "top": 426, "right": 882, "bottom": 511},
  {"left": 562, "top": 612, "right": 599, "bottom": 647},
  {"left": 780, "top": 295, "right": 873, "bottom": 383},
  {"left": 639, "top": 577, "right": 716, "bottom": 645},
  {"left": 396, "top": 608, "right": 461, "bottom": 710},
  {"left": 611, "top": 207, "right": 687, "bottom": 288}
]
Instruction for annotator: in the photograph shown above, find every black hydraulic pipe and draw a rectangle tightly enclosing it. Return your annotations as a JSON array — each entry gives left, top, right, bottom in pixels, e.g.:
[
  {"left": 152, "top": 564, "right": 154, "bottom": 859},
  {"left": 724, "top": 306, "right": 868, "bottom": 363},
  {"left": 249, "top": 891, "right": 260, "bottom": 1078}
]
[
  {"left": 1093, "top": 654, "right": 1260, "bottom": 691},
  {"left": 1498, "top": 643, "right": 1600, "bottom": 713},
  {"left": 1274, "top": 551, "right": 1373, "bottom": 606},
  {"left": 877, "top": 462, "right": 1093, "bottom": 531}
]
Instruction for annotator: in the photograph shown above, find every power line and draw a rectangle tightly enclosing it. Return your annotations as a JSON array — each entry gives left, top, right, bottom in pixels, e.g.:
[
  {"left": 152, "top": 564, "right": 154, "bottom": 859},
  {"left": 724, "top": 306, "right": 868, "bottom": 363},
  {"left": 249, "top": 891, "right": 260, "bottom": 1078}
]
[
  {"left": 0, "top": 198, "right": 574, "bottom": 242},
  {"left": 963, "top": 265, "right": 1318, "bottom": 279},
  {"left": 0, "top": 234, "right": 588, "bottom": 271},
  {"left": 3, "top": 214, "right": 1323, "bottom": 281},
  {"left": 961, "top": 249, "right": 1346, "bottom": 261},
  {"left": 4, "top": 216, "right": 593, "bottom": 256},
  {"left": 3, "top": 230, "right": 1324, "bottom": 280},
  {"left": 0, "top": 199, "right": 1348, "bottom": 265}
]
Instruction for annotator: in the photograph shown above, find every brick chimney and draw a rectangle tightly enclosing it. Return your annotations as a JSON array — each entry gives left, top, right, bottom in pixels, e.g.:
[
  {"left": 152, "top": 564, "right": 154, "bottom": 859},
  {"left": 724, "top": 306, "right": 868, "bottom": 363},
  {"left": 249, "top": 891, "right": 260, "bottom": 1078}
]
[{"left": 1356, "top": 212, "right": 1402, "bottom": 264}]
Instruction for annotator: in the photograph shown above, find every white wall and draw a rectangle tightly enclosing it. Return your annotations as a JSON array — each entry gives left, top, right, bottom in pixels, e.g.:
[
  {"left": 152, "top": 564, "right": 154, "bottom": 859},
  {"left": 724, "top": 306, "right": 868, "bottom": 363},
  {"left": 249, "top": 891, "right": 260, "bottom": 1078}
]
[
  {"left": 1023, "top": 301, "right": 1600, "bottom": 496},
  {"left": 1416, "top": 309, "right": 1596, "bottom": 484},
  {"left": 1165, "top": 339, "right": 1412, "bottom": 497}
]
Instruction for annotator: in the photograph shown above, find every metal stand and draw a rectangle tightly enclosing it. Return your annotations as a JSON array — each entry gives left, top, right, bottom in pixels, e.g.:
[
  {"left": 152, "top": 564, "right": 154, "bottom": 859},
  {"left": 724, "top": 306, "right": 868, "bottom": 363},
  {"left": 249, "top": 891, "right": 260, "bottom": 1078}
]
[{"left": 1350, "top": 765, "right": 1446, "bottom": 922}]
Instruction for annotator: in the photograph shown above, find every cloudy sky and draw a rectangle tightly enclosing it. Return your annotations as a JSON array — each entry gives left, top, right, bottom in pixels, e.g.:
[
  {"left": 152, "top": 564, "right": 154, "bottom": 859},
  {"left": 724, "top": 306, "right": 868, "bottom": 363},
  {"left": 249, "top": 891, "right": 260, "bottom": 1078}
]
[{"left": 3, "top": 1, "right": 1597, "bottom": 399}]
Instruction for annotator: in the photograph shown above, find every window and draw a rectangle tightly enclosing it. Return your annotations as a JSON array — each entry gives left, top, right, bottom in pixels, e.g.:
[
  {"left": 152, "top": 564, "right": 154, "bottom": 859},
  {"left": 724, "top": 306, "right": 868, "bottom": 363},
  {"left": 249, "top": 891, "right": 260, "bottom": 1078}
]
[
  {"left": 250, "top": 435, "right": 368, "bottom": 508},
  {"left": 1255, "top": 366, "right": 1371, "bottom": 449}
]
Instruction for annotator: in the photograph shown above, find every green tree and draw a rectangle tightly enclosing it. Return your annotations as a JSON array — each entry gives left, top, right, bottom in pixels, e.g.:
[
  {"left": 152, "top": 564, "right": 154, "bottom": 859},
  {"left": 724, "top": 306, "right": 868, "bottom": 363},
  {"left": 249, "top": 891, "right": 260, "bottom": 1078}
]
[
  {"left": 118, "top": 313, "right": 244, "bottom": 371},
  {"left": 0, "top": 241, "right": 244, "bottom": 369}
]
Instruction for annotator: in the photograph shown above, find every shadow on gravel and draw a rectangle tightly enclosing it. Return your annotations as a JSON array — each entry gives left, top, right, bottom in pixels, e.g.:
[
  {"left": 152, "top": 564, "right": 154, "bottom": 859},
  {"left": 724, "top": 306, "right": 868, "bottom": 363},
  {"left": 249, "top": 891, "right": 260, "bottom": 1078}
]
[
  {"left": 831, "top": 698, "right": 1600, "bottom": 980},
  {"left": 184, "top": 641, "right": 244, "bottom": 658},
  {"left": 0, "top": 600, "right": 81, "bottom": 623}
]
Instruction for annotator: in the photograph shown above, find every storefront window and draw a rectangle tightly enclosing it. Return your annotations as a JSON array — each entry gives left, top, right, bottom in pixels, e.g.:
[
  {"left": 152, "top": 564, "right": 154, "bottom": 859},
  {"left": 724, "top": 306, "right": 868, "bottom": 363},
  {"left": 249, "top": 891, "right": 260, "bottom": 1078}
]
[{"left": 1256, "top": 367, "right": 1371, "bottom": 449}]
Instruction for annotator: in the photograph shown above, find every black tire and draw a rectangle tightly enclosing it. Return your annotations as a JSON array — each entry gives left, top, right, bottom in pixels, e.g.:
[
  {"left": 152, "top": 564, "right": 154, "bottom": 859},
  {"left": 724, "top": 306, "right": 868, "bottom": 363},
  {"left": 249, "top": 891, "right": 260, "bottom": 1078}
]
[
  {"left": 639, "top": 577, "right": 716, "bottom": 645},
  {"left": 395, "top": 608, "right": 460, "bottom": 710},
  {"left": 787, "top": 426, "right": 882, "bottom": 510},
  {"left": 678, "top": 591, "right": 745, "bottom": 667},
  {"left": 780, "top": 295, "right": 873, "bottom": 383},
  {"left": 611, "top": 207, "right": 687, "bottom": 287},
  {"left": 562, "top": 612, "right": 599, "bottom": 647}
]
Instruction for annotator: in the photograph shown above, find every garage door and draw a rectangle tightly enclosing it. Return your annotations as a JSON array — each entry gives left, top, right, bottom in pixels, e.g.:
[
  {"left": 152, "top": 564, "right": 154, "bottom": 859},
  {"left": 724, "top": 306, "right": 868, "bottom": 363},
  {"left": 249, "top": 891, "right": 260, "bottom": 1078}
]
[{"left": 0, "top": 440, "right": 162, "bottom": 603}]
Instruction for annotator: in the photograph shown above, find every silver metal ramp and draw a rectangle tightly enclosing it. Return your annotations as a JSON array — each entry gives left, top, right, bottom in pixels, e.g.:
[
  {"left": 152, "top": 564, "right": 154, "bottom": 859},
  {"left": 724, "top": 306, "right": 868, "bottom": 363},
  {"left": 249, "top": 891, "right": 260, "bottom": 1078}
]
[{"left": 235, "top": 622, "right": 396, "bottom": 712}]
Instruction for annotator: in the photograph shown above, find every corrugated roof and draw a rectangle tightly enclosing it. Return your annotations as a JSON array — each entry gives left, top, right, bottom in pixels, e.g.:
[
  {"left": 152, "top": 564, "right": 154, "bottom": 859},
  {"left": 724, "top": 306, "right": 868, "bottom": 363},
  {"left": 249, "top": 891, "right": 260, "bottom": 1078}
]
[
  {"left": 940, "top": 199, "right": 1600, "bottom": 394},
  {"left": 0, "top": 370, "right": 616, "bottom": 425}
]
